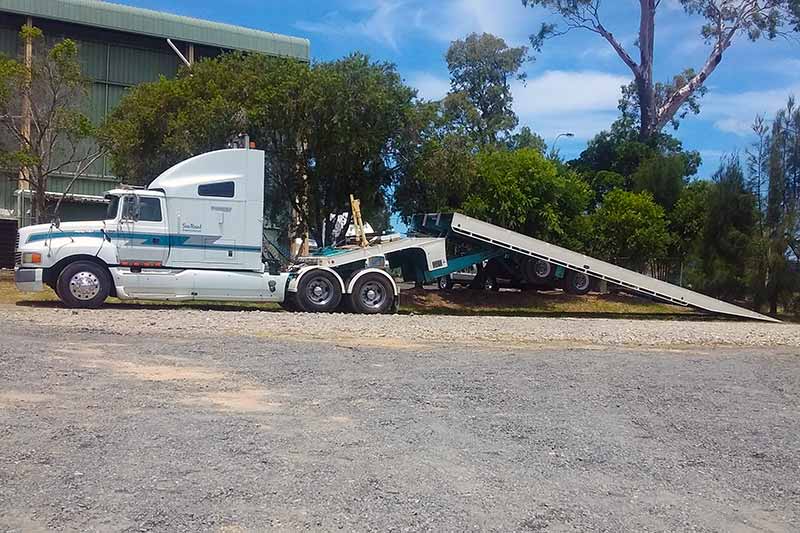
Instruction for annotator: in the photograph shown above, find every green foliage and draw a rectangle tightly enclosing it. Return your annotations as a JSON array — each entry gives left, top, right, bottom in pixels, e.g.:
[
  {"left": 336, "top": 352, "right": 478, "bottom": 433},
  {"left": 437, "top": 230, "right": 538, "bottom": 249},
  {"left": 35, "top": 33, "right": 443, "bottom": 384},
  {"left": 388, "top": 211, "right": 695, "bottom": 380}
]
[
  {"left": 444, "top": 32, "right": 527, "bottom": 146},
  {"left": 691, "top": 157, "right": 758, "bottom": 300},
  {"left": 463, "top": 148, "right": 590, "bottom": 245},
  {"left": 103, "top": 52, "right": 415, "bottom": 245},
  {"left": 571, "top": 120, "right": 699, "bottom": 215},
  {"left": 506, "top": 126, "right": 546, "bottom": 152},
  {"left": 669, "top": 180, "right": 712, "bottom": 261},
  {"left": 585, "top": 170, "right": 625, "bottom": 209},
  {"left": 756, "top": 96, "right": 800, "bottom": 313},
  {"left": 0, "top": 25, "right": 99, "bottom": 223},
  {"left": 590, "top": 189, "right": 670, "bottom": 271},
  {"left": 632, "top": 154, "right": 689, "bottom": 211},
  {"left": 393, "top": 132, "right": 478, "bottom": 220}
]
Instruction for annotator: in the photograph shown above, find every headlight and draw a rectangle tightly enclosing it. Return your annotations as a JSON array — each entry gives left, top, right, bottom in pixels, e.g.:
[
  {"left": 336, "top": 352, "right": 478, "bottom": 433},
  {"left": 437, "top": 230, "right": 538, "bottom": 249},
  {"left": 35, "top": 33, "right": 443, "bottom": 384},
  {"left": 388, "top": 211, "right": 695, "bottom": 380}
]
[{"left": 22, "top": 252, "right": 41, "bottom": 264}]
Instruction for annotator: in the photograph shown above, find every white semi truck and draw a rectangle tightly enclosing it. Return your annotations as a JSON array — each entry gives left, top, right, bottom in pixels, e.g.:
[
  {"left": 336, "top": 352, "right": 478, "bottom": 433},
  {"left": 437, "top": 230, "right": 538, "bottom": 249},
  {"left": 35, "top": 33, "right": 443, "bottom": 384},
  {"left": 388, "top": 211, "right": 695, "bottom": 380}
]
[
  {"left": 13, "top": 145, "right": 447, "bottom": 314},
  {"left": 14, "top": 143, "right": 777, "bottom": 322}
]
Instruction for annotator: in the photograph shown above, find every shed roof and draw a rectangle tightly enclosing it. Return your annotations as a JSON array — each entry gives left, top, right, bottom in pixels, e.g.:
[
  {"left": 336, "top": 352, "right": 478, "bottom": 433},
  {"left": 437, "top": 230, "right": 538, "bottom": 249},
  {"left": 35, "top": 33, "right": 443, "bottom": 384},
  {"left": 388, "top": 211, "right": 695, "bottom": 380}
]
[{"left": 0, "top": 0, "right": 310, "bottom": 60}]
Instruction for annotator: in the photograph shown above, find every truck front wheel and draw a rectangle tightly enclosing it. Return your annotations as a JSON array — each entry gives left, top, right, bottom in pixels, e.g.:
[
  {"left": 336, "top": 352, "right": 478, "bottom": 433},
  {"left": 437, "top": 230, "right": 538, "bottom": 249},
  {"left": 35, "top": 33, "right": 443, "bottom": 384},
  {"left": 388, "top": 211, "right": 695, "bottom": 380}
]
[
  {"left": 56, "top": 261, "right": 111, "bottom": 309},
  {"left": 349, "top": 273, "right": 394, "bottom": 314},
  {"left": 296, "top": 270, "right": 342, "bottom": 312}
]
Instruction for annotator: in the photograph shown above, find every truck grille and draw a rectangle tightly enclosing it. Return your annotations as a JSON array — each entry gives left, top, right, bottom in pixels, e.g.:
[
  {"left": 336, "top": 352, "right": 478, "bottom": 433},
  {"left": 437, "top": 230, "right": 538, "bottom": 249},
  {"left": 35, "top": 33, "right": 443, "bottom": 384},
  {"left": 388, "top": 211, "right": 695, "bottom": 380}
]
[{"left": 14, "top": 232, "right": 21, "bottom": 266}]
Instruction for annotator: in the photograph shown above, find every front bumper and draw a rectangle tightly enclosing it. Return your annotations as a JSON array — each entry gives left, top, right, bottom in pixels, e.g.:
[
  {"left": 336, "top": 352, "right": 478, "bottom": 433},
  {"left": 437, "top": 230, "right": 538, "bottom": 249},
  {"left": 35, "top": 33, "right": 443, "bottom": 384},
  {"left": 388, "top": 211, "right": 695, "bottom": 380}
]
[{"left": 15, "top": 267, "right": 44, "bottom": 292}]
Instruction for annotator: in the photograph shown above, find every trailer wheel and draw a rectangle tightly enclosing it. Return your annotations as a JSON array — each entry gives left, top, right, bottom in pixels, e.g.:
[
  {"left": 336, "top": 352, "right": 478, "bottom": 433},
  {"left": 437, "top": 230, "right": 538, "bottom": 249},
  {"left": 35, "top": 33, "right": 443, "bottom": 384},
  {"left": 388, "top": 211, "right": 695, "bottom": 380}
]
[
  {"left": 56, "top": 260, "right": 111, "bottom": 309},
  {"left": 564, "top": 270, "right": 591, "bottom": 295},
  {"left": 525, "top": 259, "right": 552, "bottom": 282},
  {"left": 349, "top": 273, "right": 394, "bottom": 314},
  {"left": 437, "top": 275, "right": 453, "bottom": 290},
  {"left": 296, "top": 270, "right": 342, "bottom": 312}
]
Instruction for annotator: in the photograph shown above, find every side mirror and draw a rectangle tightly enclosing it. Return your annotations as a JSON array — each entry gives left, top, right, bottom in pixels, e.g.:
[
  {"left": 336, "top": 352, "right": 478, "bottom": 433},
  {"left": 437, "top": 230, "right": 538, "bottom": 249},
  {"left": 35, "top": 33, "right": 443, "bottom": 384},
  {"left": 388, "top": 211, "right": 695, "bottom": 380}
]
[{"left": 122, "top": 195, "right": 141, "bottom": 221}]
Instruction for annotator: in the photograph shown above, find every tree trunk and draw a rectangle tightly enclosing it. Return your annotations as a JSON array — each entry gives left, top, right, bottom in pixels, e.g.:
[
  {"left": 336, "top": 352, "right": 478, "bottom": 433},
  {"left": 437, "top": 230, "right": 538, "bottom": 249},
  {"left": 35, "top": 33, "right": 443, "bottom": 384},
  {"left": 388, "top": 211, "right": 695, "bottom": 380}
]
[
  {"left": 33, "top": 186, "right": 47, "bottom": 225},
  {"left": 637, "top": 0, "right": 656, "bottom": 140}
]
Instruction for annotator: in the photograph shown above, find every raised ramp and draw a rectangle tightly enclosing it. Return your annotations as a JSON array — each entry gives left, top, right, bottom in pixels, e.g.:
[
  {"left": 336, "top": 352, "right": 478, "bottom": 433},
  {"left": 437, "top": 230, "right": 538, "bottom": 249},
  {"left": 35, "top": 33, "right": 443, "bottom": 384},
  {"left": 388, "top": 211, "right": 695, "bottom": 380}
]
[{"left": 422, "top": 213, "right": 778, "bottom": 323}]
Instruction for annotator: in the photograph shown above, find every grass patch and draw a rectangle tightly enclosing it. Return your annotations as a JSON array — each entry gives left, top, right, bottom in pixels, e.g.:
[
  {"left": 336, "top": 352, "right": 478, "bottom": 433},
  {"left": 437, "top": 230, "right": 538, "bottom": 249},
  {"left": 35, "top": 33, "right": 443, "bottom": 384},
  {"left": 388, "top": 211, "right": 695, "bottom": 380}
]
[
  {"left": 399, "top": 287, "right": 703, "bottom": 320},
  {"left": 0, "top": 270, "right": 282, "bottom": 312}
]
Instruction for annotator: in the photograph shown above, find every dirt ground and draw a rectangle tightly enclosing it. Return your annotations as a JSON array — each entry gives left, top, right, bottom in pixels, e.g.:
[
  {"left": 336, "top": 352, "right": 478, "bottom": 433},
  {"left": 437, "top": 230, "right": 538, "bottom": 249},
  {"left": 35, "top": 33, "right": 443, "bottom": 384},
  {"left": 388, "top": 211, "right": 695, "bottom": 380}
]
[{"left": 1, "top": 320, "right": 798, "bottom": 532}]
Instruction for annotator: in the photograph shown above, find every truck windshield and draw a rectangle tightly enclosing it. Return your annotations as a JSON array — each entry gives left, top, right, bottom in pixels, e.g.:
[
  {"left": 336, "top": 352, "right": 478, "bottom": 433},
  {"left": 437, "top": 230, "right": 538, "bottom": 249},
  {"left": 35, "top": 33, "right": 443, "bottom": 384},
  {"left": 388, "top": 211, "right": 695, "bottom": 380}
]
[{"left": 105, "top": 196, "right": 120, "bottom": 220}]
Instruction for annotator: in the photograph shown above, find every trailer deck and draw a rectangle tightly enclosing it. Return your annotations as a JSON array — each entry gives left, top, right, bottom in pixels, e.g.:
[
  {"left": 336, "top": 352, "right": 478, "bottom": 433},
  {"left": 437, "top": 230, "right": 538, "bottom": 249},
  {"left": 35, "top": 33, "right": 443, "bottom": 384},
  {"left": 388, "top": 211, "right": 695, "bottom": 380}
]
[{"left": 413, "top": 213, "right": 779, "bottom": 323}]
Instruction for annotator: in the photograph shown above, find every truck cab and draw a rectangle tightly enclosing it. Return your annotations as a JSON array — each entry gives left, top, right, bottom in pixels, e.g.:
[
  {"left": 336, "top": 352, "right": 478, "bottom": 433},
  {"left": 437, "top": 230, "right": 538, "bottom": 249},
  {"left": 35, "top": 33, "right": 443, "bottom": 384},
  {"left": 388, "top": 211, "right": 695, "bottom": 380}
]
[{"left": 15, "top": 147, "right": 291, "bottom": 307}]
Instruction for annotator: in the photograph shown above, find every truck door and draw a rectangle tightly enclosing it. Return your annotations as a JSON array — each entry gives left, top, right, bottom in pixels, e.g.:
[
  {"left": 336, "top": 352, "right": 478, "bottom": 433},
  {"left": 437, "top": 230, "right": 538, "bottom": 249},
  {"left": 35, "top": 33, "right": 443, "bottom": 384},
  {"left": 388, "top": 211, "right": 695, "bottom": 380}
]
[{"left": 116, "top": 195, "right": 169, "bottom": 266}]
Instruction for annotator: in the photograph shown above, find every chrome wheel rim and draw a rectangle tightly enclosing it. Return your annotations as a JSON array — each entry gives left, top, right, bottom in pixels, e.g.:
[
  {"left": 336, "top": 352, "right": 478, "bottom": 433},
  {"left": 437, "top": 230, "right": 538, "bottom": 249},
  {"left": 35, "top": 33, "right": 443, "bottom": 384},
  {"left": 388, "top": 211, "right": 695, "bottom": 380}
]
[
  {"left": 360, "top": 281, "right": 387, "bottom": 310},
  {"left": 573, "top": 273, "right": 590, "bottom": 291},
  {"left": 69, "top": 271, "right": 100, "bottom": 301},
  {"left": 438, "top": 277, "right": 448, "bottom": 289},
  {"left": 306, "top": 276, "right": 335, "bottom": 306}
]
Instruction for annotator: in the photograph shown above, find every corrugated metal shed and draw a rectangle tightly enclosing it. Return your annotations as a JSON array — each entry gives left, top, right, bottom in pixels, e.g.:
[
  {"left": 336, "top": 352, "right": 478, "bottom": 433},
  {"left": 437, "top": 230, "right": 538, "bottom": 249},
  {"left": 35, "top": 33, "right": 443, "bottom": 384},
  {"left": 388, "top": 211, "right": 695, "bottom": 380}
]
[{"left": 0, "top": 0, "right": 309, "bottom": 60}]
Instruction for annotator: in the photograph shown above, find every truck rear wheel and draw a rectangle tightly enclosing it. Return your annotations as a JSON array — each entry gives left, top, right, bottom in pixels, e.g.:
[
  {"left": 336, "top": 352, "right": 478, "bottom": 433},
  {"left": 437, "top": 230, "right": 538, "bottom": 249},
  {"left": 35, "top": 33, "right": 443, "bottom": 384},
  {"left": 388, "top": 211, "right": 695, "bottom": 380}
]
[
  {"left": 56, "top": 260, "right": 111, "bottom": 309},
  {"left": 349, "top": 273, "right": 394, "bottom": 314},
  {"left": 296, "top": 270, "right": 342, "bottom": 313},
  {"left": 564, "top": 270, "right": 591, "bottom": 295}
]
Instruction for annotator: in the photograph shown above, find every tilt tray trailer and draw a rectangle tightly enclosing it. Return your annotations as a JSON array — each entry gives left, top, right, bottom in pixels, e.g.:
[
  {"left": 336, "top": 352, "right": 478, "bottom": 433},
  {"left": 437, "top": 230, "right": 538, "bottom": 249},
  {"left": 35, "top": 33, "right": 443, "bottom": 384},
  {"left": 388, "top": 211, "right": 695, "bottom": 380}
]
[
  {"left": 14, "top": 144, "right": 778, "bottom": 322},
  {"left": 411, "top": 212, "right": 779, "bottom": 323}
]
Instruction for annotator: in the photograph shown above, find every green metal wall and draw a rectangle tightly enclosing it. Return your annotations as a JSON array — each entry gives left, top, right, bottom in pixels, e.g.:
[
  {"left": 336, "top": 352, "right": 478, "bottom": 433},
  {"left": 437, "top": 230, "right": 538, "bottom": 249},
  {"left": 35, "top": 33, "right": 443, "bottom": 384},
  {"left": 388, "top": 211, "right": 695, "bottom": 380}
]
[{"left": 76, "top": 37, "right": 180, "bottom": 183}]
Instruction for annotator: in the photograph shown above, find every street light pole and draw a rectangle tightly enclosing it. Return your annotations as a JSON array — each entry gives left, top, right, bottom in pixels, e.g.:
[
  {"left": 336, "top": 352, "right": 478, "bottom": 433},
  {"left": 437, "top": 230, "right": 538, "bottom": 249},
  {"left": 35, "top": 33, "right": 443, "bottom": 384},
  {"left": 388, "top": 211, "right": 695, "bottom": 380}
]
[
  {"left": 549, "top": 132, "right": 574, "bottom": 160},
  {"left": 551, "top": 132, "right": 575, "bottom": 151}
]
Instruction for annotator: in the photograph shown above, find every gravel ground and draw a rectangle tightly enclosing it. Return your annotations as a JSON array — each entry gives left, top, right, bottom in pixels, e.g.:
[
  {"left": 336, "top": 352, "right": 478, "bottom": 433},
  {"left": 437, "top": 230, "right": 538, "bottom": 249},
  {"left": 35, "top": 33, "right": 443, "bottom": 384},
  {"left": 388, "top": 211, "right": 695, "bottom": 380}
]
[
  {"left": 1, "top": 303, "right": 800, "bottom": 347},
  {"left": 1, "top": 315, "right": 799, "bottom": 532}
]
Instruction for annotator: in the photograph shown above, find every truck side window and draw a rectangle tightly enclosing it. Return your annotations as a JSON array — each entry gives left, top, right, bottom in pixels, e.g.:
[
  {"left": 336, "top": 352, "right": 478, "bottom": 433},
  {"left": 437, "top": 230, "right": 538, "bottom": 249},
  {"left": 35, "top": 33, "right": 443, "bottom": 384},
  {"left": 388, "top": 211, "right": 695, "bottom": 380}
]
[
  {"left": 138, "top": 198, "right": 163, "bottom": 222},
  {"left": 198, "top": 181, "right": 235, "bottom": 198}
]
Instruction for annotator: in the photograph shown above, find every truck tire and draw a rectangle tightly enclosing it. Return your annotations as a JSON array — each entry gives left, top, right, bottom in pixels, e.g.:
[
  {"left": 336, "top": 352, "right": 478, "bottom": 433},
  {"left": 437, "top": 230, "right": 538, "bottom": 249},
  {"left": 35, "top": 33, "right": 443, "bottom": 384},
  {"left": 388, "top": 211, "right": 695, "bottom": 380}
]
[
  {"left": 56, "top": 260, "right": 111, "bottom": 309},
  {"left": 564, "top": 270, "right": 591, "bottom": 295},
  {"left": 296, "top": 270, "right": 342, "bottom": 313},
  {"left": 437, "top": 275, "right": 453, "bottom": 290},
  {"left": 279, "top": 292, "right": 299, "bottom": 312},
  {"left": 525, "top": 259, "right": 552, "bottom": 282},
  {"left": 348, "top": 272, "right": 394, "bottom": 314}
]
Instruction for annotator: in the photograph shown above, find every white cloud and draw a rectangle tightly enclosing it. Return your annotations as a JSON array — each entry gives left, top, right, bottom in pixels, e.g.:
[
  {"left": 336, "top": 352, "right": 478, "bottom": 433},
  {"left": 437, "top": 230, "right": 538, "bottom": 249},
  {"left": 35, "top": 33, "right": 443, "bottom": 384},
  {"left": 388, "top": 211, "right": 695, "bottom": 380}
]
[
  {"left": 512, "top": 70, "right": 630, "bottom": 139},
  {"left": 513, "top": 70, "right": 630, "bottom": 115},
  {"left": 295, "top": 0, "right": 539, "bottom": 50},
  {"left": 406, "top": 71, "right": 450, "bottom": 101},
  {"left": 701, "top": 84, "right": 800, "bottom": 136},
  {"left": 417, "top": 0, "right": 535, "bottom": 45},
  {"left": 294, "top": 1, "right": 411, "bottom": 50}
]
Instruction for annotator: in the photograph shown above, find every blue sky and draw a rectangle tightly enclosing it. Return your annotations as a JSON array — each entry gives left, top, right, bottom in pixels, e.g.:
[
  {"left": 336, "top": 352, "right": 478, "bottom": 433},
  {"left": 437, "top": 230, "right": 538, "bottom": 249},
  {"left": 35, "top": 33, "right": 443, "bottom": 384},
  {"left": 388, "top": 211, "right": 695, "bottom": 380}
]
[{"left": 115, "top": 0, "right": 800, "bottom": 178}]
